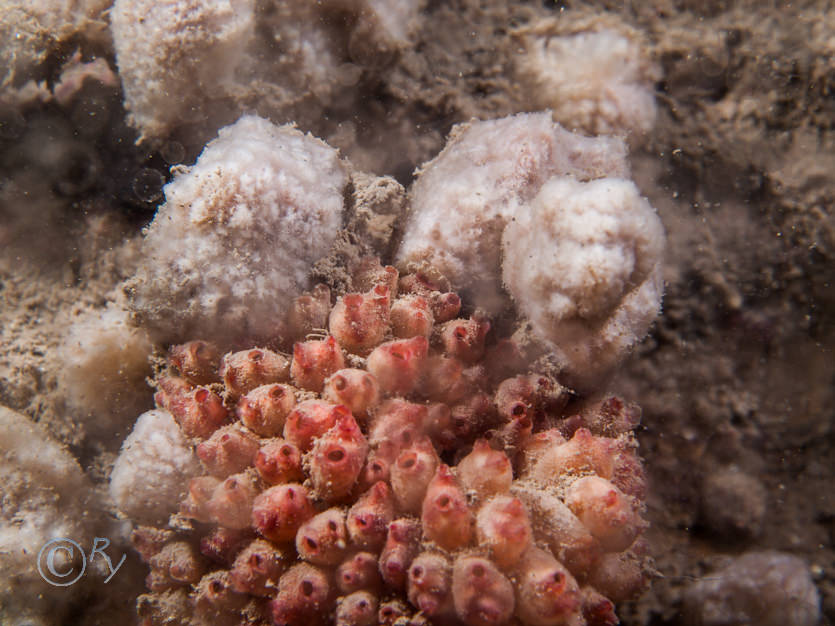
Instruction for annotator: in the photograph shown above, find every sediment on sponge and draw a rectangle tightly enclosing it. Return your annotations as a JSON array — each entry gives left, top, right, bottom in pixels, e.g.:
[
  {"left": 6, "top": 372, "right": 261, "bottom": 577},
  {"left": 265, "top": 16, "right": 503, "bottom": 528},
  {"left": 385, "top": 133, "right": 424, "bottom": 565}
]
[
  {"left": 395, "top": 112, "right": 665, "bottom": 391},
  {"left": 120, "top": 257, "right": 652, "bottom": 626}
]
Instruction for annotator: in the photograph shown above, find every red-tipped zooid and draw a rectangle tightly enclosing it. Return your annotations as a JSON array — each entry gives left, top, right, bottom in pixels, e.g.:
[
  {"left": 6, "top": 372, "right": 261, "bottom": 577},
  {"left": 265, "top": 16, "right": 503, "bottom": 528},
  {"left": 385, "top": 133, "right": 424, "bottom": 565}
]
[
  {"left": 220, "top": 348, "right": 290, "bottom": 398},
  {"left": 390, "top": 294, "right": 434, "bottom": 339},
  {"left": 347, "top": 481, "right": 396, "bottom": 551},
  {"left": 168, "top": 340, "right": 220, "bottom": 385},
  {"left": 514, "top": 546, "right": 583, "bottom": 626},
  {"left": 251, "top": 483, "right": 315, "bottom": 543},
  {"left": 379, "top": 518, "right": 422, "bottom": 590},
  {"left": 421, "top": 464, "right": 473, "bottom": 552},
  {"left": 156, "top": 377, "right": 228, "bottom": 439},
  {"left": 408, "top": 552, "right": 456, "bottom": 622},
  {"left": 195, "top": 424, "right": 259, "bottom": 477},
  {"left": 236, "top": 383, "right": 297, "bottom": 437},
  {"left": 269, "top": 563, "right": 332, "bottom": 626},
  {"left": 207, "top": 472, "right": 258, "bottom": 530},
  {"left": 147, "top": 541, "right": 207, "bottom": 591},
  {"left": 440, "top": 315, "right": 490, "bottom": 363},
  {"left": 368, "top": 399, "right": 428, "bottom": 452},
  {"left": 335, "top": 590, "right": 379, "bottom": 626},
  {"left": 295, "top": 507, "right": 349, "bottom": 566},
  {"left": 451, "top": 556, "right": 515, "bottom": 626},
  {"left": 391, "top": 438, "right": 440, "bottom": 514},
  {"left": 198, "top": 526, "right": 251, "bottom": 566},
  {"left": 329, "top": 285, "right": 391, "bottom": 355},
  {"left": 291, "top": 336, "right": 346, "bottom": 392},
  {"left": 366, "top": 336, "right": 428, "bottom": 396},
  {"left": 254, "top": 438, "right": 304, "bottom": 485},
  {"left": 322, "top": 368, "right": 381, "bottom": 421},
  {"left": 308, "top": 410, "right": 369, "bottom": 502},
  {"left": 456, "top": 439, "right": 513, "bottom": 499},
  {"left": 476, "top": 495, "right": 533, "bottom": 570},
  {"left": 283, "top": 400, "right": 347, "bottom": 452},
  {"left": 286, "top": 284, "right": 331, "bottom": 342},
  {"left": 565, "top": 476, "right": 645, "bottom": 553},
  {"left": 181, "top": 475, "right": 220, "bottom": 523},
  {"left": 193, "top": 570, "right": 247, "bottom": 621},
  {"left": 229, "top": 538, "right": 287, "bottom": 596},
  {"left": 336, "top": 551, "right": 382, "bottom": 595}
]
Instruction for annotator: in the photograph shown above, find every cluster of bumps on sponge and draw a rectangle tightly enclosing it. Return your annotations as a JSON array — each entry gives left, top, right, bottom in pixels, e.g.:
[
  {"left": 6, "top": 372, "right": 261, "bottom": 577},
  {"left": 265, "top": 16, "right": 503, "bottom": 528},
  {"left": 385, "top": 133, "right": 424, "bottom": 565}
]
[{"left": 132, "top": 257, "right": 651, "bottom": 626}]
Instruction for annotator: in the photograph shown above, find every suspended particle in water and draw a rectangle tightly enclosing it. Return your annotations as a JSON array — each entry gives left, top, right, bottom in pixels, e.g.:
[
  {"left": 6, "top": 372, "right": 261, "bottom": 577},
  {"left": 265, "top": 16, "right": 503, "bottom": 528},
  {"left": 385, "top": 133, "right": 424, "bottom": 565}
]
[
  {"left": 161, "top": 141, "right": 185, "bottom": 165},
  {"left": 71, "top": 94, "right": 112, "bottom": 136},
  {"left": 133, "top": 168, "right": 165, "bottom": 203}
]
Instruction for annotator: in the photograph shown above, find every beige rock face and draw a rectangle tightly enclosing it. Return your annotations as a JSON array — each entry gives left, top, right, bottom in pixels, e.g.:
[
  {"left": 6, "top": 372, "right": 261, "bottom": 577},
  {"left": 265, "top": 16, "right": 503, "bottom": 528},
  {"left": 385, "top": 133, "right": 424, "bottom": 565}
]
[{"left": 0, "top": 406, "right": 100, "bottom": 625}]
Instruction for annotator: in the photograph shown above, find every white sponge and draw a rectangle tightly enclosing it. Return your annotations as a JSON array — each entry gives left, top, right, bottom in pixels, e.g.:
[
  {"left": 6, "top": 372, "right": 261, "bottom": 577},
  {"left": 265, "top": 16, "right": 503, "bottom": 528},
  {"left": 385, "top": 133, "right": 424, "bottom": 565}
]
[
  {"left": 396, "top": 111, "right": 628, "bottom": 313},
  {"left": 127, "top": 115, "right": 348, "bottom": 343},
  {"left": 502, "top": 177, "right": 664, "bottom": 388},
  {"left": 109, "top": 409, "right": 200, "bottom": 525}
]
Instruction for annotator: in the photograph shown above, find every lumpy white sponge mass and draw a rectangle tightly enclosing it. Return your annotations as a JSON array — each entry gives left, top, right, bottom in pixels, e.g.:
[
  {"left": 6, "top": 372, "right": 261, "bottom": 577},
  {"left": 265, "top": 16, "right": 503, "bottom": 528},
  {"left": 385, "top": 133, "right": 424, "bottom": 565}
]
[
  {"left": 109, "top": 0, "right": 423, "bottom": 150},
  {"left": 502, "top": 177, "right": 664, "bottom": 388},
  {"left": 396, "top": 112, "right": 629, "bottom": 312},
  {"left": 58, "top": 299, "right": 153, "bottom": 439},
  {"left": 126, "top": 115, "right": 348, "bottom": 343},
  {"left": 396, "top": 112, "right": 664, "bottom": 387},
  {"left": 110, "top": 0, "right": 255, "bottom": 141},
  {"left": 110, "top": 409, "right": 201, "bottom": 525},
  {"left": 514, "top": 24, "right": 660, "bottom": 139}
]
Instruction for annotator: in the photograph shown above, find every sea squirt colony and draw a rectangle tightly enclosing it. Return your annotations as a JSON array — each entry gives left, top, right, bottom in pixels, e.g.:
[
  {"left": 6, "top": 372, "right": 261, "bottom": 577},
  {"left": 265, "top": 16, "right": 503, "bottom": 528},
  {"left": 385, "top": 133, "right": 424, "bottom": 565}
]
[{"left": 130, "top": 258, "right": 651, "bottom": 626}]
